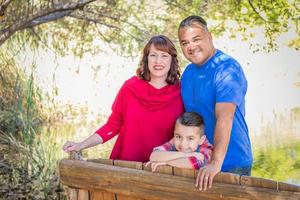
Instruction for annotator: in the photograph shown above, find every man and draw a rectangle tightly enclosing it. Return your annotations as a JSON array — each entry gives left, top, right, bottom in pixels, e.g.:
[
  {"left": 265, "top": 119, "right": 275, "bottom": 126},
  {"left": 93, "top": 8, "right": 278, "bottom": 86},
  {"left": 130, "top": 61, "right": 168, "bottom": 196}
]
[{"left": 178, "top": 15, "right": 252, "bottom": 191}]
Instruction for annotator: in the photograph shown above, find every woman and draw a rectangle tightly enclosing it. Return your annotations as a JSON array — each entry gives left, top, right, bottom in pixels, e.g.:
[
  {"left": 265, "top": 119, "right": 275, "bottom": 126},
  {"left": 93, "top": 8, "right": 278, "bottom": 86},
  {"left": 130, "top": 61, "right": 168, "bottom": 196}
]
[{"left": 63, "top": 35, "right": 184, "bottom": 162}]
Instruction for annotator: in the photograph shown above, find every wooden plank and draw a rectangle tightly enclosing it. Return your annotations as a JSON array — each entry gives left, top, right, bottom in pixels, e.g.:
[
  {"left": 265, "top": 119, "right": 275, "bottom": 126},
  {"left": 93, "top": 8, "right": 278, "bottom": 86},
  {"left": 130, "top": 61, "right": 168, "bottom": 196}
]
[
  {"left": 117, "top": 194, "right": 144, "bottom": 200},
  {"left": 114, "top": 160, "right": 143, "bottom": 170},
  {"left": 78, "top": 189, "right": 89, "bottom": 200},
  {"left": 173, "top": 167, "right": 195, "bottom": 179},
  {"left": 59, "top": 159, "right": 300, "bottom": 200},
  {"left": 90, "top": 190, "right": 115, "bottom": 200},
  {"left": 87, "top": 158, "right": 114, "bottom": 165},
  {"left": 241, "top": 176, "right": 278, "bottom": 190},
  {"left": 214, "top": 172, "right": 240, "bottom": 185},
  {"left": 114, "top": 160, "right": 144, "bottom": 200},
  {"left": 143, "top": 163, "right": 173, "bottom": 175},
  {"left": 278, "top": 181, "right": 300, "bottom": 192},
  {"left": 67, "top": 187, "right": 78, "bottom": 200}
]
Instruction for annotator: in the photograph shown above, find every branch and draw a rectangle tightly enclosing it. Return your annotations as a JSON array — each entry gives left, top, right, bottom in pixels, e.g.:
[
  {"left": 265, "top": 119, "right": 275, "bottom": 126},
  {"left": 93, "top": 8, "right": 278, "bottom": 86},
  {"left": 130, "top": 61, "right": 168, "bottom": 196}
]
[
  {"left": 69, "top": 13, "right": 144, "bottom": 42},
  {"left": 83, "top": 8, "right": 150, "bottom": 35},
  {"left": 0, "top": 0, "right": 13, "bottom": 16},
  {"left": 0, "top": 0, "right": 96, "bottom": 46},
  {"left": 247, "top": 0, "right": 268, "bottom": 22}
]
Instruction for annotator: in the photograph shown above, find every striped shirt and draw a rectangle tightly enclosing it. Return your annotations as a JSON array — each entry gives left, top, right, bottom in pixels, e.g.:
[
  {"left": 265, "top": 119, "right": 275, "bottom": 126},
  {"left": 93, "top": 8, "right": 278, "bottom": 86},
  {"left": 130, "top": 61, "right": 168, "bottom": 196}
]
[{"left": 153, "top": 138, "right": 213, "bottom": 169}]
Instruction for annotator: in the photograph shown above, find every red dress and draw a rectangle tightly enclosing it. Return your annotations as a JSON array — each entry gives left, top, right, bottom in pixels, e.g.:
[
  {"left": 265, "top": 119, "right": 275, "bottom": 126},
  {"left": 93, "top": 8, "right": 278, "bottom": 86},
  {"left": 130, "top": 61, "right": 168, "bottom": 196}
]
[{"left": 96, "top": 76, "right": 184, "bottom": 162}]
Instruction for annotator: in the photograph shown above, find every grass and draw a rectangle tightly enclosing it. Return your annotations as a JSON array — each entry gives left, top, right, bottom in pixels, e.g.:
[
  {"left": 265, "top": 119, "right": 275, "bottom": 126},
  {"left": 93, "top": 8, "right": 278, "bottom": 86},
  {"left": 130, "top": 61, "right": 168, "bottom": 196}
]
[{"left": 0, "top": 57, "right": 64, "bottom": 199}]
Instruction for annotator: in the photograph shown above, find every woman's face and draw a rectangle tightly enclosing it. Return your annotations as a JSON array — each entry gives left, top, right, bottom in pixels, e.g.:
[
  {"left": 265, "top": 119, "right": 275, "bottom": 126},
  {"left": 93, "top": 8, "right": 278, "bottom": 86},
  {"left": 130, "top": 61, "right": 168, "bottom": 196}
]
[{"left": 147, "top": 44, "right": 172, "bottom": 82}]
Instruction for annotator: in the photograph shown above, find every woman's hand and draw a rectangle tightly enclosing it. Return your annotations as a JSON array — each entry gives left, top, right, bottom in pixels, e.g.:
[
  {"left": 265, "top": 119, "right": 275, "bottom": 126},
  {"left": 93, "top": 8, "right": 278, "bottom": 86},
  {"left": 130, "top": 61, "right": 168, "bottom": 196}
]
[
  {"left": 63, "top": 141, "right": 82, "bottom": 152},
  {"left": 62, "top": 133, "right": 103, "bottom": 153}
]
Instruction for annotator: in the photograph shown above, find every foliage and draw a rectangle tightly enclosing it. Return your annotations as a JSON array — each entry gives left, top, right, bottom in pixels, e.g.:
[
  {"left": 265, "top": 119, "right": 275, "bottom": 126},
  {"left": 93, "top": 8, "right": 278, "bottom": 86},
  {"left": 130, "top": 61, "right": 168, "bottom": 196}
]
[
  {"left": 0, "top": 53, "right": 45, "bottom": 144},
  {"left": 163, "top": 0, "right": 300, "bottom": 52},
  {"left": 0, "top": 51, "right": 65, "bottom": 198},
  {"left": 0, "top": 0, "right": 299, "bottom": 58},
  {"left": 252, "top": 142, "right": 300, "bottom": 183},
  {"left": 0, "top": 0, "right": 168, "bottom": 58},
  {"left": 0, "top": 133, "right": 64, "bottom": 200}
]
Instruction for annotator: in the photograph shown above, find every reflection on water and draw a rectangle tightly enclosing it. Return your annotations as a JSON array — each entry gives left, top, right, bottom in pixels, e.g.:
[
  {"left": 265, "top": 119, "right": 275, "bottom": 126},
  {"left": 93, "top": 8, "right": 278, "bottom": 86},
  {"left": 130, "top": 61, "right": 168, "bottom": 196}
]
[
  {"left": 251, "top": 107, "right": 300, "bottom": 185},
  {"left": 44, "top": 107, "right": 300, "bottom": 185},
  {"left": 252, "top": 142, "right": 300, "bottom": 185}
]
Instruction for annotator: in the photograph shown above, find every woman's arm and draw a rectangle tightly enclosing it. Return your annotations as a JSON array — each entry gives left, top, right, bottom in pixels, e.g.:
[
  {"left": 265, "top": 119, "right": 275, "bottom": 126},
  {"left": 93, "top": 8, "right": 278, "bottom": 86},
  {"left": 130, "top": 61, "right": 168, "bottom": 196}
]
[{"left": 63, "top": 133, "right": 103, "bottom": 152}]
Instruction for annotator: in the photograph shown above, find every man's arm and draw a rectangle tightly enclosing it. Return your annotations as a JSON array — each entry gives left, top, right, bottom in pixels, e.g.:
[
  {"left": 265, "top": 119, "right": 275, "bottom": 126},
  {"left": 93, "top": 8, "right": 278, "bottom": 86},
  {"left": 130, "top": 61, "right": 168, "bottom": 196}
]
[{"left": 196, "top": 102, "right": 235, "bottom": 191}]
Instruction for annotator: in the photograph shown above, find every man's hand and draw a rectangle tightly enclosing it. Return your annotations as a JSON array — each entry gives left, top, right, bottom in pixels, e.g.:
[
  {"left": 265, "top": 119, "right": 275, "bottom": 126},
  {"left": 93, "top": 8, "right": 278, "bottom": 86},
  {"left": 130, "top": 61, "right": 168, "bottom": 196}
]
[{"left": 195, "top": 160, "right": 221, "bottom": 191}]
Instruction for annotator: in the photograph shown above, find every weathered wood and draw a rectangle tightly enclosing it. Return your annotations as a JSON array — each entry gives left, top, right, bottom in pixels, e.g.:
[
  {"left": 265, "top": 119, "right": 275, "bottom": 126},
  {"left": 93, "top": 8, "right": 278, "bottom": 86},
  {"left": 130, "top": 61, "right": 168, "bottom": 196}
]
[
  {"left": 241, "top": 176, "right": 277, "bottom": 190},
  {"left": 113, "top": 160, "right": 144, "bottom": 200},
  {"left": 117, "top": 194, "right": 144, "bottom": 200},
  {"left": 59, "top": 159, "right": 300, "bottom": 200},
  {"left": 90, "top": 190, "right": 115, "bottom": 200},
  {"left": 214, "top": 172, "right": 240, "bottom": 185},
  {"left": 88, "top": 158, "right": 114, "bottom": 165},
  {"left": 173, "top": 167, "right": 195, "bottom": 178},
  {"left": 67, "top": 187, "right": 78, "bottom": 200},
  {"left": 78, "top": 189, "right": 89, "bottom": 200},
  {"left": 114, "top": 160, "right": 143, "bottom": 170},
  {"left": 278, "top": 181, "right": 300, "bottom": 192},
  {"left": 143, "top": 163, "right": 173, "bottom": 175}
]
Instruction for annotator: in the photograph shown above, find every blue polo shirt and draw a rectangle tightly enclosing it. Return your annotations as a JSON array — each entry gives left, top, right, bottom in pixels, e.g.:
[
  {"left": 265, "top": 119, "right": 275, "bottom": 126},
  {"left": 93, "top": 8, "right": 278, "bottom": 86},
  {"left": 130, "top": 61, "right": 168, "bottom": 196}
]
[{"left": 181, "top": 49, "right": 252, "bottom": 171}]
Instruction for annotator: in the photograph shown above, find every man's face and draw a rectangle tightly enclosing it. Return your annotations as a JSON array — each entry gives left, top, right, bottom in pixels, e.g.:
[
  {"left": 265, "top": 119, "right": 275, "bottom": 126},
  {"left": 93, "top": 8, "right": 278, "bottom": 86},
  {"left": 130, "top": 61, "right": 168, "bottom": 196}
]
[{"left": 179, "top": 24, "right": 214, "bottom": 65}]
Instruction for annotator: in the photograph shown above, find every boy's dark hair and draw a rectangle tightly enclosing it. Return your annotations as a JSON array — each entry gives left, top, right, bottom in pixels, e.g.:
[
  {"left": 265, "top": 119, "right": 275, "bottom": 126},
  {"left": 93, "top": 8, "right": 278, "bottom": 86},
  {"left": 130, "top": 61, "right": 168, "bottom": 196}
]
[
  {"left": 178, "top": 15, "right": 208, "bottom": 31},
  {"left": 177, "top": 112, "right": 204, "bottom": 127}
]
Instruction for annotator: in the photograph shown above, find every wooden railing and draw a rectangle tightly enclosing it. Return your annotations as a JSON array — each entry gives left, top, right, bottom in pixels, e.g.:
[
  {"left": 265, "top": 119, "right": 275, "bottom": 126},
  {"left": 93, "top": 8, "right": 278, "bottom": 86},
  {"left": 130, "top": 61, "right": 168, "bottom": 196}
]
[{"left": 59, "top": 156, "right": 300, "bottom": 200}]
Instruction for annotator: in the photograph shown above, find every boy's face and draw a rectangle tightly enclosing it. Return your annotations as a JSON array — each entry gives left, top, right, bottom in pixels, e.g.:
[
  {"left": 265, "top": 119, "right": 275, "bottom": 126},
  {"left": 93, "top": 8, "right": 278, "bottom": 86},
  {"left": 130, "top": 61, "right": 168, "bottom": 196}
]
[{"left": 174, "top": 122, "right": 205, "bottom": 153}]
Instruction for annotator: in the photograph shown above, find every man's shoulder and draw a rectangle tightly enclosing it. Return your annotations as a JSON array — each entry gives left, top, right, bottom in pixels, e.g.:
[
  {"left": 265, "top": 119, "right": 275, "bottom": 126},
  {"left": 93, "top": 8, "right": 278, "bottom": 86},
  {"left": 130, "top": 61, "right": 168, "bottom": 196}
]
[
  {"left": 182, "top": 63, "right": 197, "bottom": 76},
  {"left": 213, "top": 49, "right": 241, "bottom": 67},
  {"left": 213, "top": 50, "right": 244, "bottom": 76}
]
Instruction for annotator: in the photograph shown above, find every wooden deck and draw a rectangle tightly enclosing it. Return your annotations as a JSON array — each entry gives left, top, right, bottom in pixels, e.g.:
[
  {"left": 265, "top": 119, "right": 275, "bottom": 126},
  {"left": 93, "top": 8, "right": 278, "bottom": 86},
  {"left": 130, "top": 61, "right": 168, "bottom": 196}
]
[{"left": 59, "top": 158, "right": 300, "bottom": 200}]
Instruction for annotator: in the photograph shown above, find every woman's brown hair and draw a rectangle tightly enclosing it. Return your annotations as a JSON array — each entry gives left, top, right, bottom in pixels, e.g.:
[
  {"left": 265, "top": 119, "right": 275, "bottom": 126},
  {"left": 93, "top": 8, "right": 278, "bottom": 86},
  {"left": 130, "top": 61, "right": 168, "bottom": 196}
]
[{"left": 136, "top": 35, "right": 180, "bottom": 85}]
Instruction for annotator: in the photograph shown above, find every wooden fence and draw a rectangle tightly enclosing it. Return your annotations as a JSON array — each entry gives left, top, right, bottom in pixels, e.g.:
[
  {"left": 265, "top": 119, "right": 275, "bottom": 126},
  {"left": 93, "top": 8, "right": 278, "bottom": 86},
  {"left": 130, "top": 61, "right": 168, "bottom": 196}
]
[{"left": 59, "top": 158, "right": 300, "bottom": 200}]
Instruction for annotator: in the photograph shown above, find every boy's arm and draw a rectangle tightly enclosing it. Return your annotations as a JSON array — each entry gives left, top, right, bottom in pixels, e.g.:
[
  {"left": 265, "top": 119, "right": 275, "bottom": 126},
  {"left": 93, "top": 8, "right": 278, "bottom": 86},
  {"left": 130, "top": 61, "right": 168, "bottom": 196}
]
[
  {"left": 150, "top": 151, "right": 207, "bottom": 169},
  {"left": 187, "top": 152, "right": 205, "bottom": 162},
  {"left": 149, "top": 151, "right": 186, "bottom": 162},
  {"left": 166, "top": 158, "right": 194, "bottom": 169},
  {"left": 166, "top": 152, "right": 206, "bottom": 169}
]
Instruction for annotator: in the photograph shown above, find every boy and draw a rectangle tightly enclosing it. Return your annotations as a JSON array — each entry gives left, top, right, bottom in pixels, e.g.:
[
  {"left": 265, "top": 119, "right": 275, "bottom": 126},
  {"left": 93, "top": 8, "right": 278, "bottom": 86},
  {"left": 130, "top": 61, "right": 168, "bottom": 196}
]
[{"left": 147, "top": 112, "right": 213, "bottom": 172}]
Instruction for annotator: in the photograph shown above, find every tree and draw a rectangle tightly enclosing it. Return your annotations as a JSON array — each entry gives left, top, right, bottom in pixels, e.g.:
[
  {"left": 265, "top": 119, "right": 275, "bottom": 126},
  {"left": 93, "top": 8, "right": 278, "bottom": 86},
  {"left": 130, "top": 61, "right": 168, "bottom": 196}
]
[
  {"left": 163, "top": 0, "right": 299, "bottom": 52},
  {"left": 0, "top": 0, "right": 298, "bottom": 58},
  {"left": 0, "top": 0, "right": 168, "bottom": 58}
]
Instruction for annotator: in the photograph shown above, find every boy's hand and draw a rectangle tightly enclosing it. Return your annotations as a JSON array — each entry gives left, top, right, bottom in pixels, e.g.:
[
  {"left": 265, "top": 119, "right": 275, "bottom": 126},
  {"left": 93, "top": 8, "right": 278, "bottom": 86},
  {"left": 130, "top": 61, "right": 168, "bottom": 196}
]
[{"left": 145, "top": 161, "right": 167, "bottom": 172}]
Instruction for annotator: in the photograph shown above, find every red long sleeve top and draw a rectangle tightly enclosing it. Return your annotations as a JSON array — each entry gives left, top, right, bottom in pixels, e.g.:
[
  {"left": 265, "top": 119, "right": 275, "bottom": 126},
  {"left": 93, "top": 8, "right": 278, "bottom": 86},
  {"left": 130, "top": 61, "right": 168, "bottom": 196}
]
[{"left": 96, "top": 76, "right": 184, "bottom": 162}]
